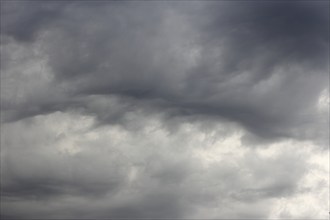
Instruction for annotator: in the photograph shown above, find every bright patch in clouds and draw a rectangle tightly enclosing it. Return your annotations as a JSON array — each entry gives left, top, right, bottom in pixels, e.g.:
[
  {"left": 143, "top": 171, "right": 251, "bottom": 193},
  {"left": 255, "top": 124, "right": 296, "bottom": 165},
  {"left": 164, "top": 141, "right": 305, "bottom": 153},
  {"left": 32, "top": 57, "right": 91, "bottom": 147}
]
[{"left": 1, "top": 111, "right": 328, "bottom": 218}]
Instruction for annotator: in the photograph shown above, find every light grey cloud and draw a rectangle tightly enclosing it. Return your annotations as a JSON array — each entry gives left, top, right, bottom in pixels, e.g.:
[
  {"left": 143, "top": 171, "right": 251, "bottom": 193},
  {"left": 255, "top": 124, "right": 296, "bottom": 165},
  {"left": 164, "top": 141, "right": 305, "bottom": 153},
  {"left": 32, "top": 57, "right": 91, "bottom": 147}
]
[{"left": 1, "top": 112, "right": 328, "bottom": 218}]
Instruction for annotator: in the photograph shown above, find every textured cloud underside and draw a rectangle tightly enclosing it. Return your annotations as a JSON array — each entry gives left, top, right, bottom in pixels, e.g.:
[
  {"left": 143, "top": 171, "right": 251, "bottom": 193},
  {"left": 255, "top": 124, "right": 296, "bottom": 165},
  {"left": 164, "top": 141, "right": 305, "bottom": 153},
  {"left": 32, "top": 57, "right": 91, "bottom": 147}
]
[{"left": 0, "top": 1, "right": 329, "bottom": 218}]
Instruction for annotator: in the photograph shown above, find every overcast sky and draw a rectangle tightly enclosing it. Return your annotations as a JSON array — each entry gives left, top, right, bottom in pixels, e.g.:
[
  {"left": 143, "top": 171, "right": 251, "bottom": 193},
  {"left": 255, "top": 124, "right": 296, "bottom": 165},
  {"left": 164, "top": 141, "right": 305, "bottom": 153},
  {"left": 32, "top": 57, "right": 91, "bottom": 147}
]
[{"left": 0, "top": 0, "right": 329, "bottom": 219}]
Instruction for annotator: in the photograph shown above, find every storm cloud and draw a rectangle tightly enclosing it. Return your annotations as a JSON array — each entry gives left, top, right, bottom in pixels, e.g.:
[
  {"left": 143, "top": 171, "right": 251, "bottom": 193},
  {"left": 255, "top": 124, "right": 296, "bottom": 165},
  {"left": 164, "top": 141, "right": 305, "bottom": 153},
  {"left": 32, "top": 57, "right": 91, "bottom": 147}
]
[{"left": 1, "top": 0, "right": 329, "bottom": 219}]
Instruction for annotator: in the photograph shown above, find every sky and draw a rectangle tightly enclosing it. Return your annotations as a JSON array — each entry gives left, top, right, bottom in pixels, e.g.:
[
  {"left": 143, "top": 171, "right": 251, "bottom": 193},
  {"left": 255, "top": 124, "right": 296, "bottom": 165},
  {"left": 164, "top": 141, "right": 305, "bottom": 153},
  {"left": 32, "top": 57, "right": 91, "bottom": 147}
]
[{"left": 0, "top": 0, "right": 329, "bottom": 219}]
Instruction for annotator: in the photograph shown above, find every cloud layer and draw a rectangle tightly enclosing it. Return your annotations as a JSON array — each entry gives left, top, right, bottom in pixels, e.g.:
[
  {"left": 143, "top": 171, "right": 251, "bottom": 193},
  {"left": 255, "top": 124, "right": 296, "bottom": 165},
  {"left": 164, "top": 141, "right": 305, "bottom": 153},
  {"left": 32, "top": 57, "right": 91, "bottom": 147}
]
[
  {"left": 1, "top": 1, "right": 329, "bottom": 219},
  {"left": 1, "top": 111, "right": 328, "bottom": 218}
]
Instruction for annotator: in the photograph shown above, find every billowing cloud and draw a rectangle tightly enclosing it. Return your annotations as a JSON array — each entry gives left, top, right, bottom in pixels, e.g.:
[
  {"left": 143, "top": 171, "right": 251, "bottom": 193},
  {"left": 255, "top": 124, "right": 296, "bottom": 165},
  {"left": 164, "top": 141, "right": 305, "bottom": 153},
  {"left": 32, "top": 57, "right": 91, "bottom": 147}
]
[
  {"left": 1, "top": 1, "right": 329, "bottom": 219},
  {"left": 1, "top": 111, "right": 328, "bottom": 218}
]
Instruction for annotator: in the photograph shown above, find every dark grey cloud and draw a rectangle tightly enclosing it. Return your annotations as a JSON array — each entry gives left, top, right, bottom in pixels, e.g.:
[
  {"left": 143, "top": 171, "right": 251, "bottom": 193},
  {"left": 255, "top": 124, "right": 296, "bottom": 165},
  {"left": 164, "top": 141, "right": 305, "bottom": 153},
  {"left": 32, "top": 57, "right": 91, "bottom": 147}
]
[
  {"left": 0, "top": 1, "right": 71, "bottom": 42},
  {"left": 1, "top": 1, "right": 328, "bottom": 142},
  {"left": 1, "top": 1, "right": 329, "bottom": 219}
]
